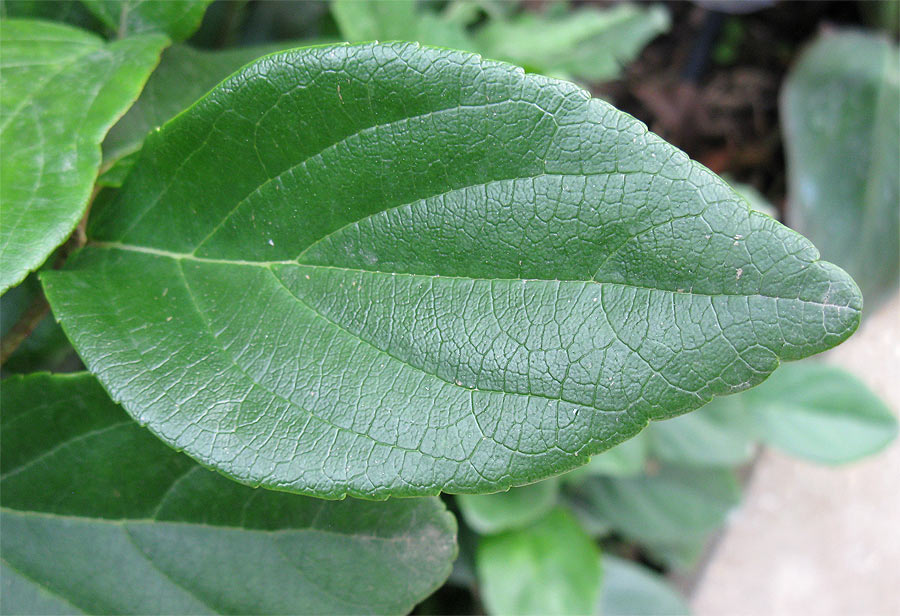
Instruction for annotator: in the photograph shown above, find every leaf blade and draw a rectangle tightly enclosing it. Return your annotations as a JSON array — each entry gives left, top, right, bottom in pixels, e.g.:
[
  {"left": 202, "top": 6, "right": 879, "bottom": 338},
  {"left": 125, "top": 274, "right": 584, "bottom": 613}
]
[
  {"left": 43, "top": 42, "right": 862, "bottom": 498},
  {"left": 476, "top": 508, "right": 600, "bottom": 616},
  {"left": 81, "top": 0, "right": 212, "bottom": 41},
  {"left": 0, "top": 372, "right": 457, "bottom": 615},
  {"left": 744, "top": 362, "right": 898, "bottom": 464},
  {"left": 0, "top": 19, "right": 167, "bottom": 293}
]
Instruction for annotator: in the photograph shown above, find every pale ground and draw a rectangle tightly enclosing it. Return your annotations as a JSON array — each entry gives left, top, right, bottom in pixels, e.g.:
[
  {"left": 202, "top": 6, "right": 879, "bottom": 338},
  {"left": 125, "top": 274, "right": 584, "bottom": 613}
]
[{"left": 692, "top": 292, "right": 900, "bottom": 616}]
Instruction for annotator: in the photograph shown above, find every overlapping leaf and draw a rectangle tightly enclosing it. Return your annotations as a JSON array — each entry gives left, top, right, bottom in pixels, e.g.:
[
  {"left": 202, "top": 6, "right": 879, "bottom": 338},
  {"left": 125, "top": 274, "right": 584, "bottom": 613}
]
[
  {"left": 81, "top": 0, "right": 211, "bottom": 41},
  {"left": 457, "top": 479, "right": 559, "bottom": 534},
  {"left": 43, "top": 43, "right": 862, "bottom": 499},
  {"left": 103, "top": 42, "right": 297, "bottom": 164},
  {"left": 0, "top": 373, "right": 457, "bottom": 615},
  {"left": 744, "top": 362, "right": 897, "bottom": 464},
  {"left": 599, "top": 555, "right": 688, "bottom": 616},
  {"left": 477, "top": 508, "right": 600, "bottom": 616},
  {"left": 0, "top": 19, "right": 166, "bottom": 293}
]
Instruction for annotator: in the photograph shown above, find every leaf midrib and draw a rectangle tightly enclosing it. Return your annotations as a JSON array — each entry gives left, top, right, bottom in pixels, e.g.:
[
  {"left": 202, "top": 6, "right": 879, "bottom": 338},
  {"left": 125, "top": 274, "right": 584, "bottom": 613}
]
[{"left": 87, "top": 240, "right": 852, "bottom": 309}]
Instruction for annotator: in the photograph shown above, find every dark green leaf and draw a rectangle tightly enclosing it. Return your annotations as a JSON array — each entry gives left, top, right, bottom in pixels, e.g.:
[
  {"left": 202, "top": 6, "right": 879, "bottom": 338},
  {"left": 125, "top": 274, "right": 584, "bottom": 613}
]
[
  {"left": 81, "top": 0, "right": 212, "bottom": 41},
  {"left": 744, "top": 362, "right": 898, "bottom": 464},
  {"left": 457, "top": 478, "right": 559, "bottom": 534},
  {"left": 0, "top": 19, "right": 166, "bottom": 293},
  {"left": 43, "top": 43, "right": 862, "bottom": 499},
  {"left": 783, "top": 30, "right": 899, "bottom": 307},
  {"left": 598, "top": 555, "right": 689, "bottom": 616},
  {"left": 1, "top": 0, "right": 105, "bottom": 32},
  {"left": 477, "top": 508, "right": 600, "bottom": 616},
  {"left": 0, "top": 372, "right": 457, "bottom": 615}
]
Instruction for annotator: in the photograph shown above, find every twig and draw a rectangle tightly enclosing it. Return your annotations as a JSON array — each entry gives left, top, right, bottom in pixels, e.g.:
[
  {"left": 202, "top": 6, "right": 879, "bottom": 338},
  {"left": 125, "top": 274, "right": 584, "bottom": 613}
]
[{"left": 0, "top": 292, "right": 50, "bottom": 365}]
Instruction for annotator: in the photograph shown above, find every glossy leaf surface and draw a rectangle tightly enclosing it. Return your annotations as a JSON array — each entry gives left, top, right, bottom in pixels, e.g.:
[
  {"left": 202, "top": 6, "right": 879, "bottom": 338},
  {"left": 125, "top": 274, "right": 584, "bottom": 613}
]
[
  {"left": 477, "top": 508, "right": 600, "bottom": 616},
  {"left": 43, "top": 43, "right": 862, "bottom": 499},
  {"left": 745, "top": 362, "right": 897, "bottom": 464},
  {"left": 0, "top": 19, "right": 166, "bottom": 293},
  {"left": 0, "top": 373, "right": 457, "bottom": 615},
  {"left": 81, "top": 0, "right": 212, "bottom": 41},
  {"left": 783, "top": 31, "right": 899, "bottom": 307}
]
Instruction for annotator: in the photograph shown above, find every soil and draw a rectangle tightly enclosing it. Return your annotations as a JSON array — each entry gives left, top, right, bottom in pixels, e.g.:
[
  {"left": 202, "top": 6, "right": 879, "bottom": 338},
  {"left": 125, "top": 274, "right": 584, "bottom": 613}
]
[{"left": 599, "top": 1, "right": 874, "bottom": 218}]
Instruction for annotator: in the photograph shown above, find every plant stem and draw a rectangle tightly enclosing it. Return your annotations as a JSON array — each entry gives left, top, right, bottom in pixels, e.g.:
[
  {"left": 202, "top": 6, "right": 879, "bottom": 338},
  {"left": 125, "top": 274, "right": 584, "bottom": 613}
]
[{"left": 0, "top": 292, "right": 49, "bottom": 365}]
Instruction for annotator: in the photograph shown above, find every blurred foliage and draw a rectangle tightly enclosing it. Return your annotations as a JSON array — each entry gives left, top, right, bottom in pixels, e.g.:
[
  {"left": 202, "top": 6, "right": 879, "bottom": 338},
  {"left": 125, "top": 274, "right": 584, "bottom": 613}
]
[
  {"left": 331, "top": 0, "right": 670, "bottom": 83},
  {"left": 782, "top": 30, "right": 900, "bottom": 310}
]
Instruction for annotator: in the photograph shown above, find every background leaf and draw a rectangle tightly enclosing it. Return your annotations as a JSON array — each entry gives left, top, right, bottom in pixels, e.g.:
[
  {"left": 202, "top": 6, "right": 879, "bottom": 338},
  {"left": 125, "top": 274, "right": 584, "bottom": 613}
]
[
  {"left": 330, "top": 0, "right": 669, "bottom": 83},
  {"left": 561, "top": 432, "right": 649, "bottom": 485},
  {"left": 476, "top": 508, "right": 600, "bottom": 616},
  {"left": 598, "top": 555, "right": 689, "bottom": 616},
  {"left": 0, "top": 372, "right": 457, "bottom": 615},
  {"left": 647, "top": 396, "right": 755, "bottom": 467},
  {"left": 81, "top": 0, "right": 212, "bottom": 41},
  {"left": 457, "top": 478, "right": 559, "bottom": 534},
  {"left": 782, "top": 30, "right": 900, "bottom": 308},
  {"left": 0, "top": 271, "right": 75, "bottom": 373},
  {"left": 0, "top": 19, "right": 166, "bottom": 293},
  {"left": 103, "top": 41, "right": 301, "bottom": 164},
  {"left": 331, "top": 0, "right": 471, "bottom": 51},
  {"left": 570, "top": 467, "right": 740, "bottom": 552},
  {"left": 43, "top": 42, "right": 862, "bottom": 499},
  {"left": 472, "top": 3, "right": 670, "bottom": 82},
  {"left": 744, "top": 362, "right": 898, "bottom": 464}
]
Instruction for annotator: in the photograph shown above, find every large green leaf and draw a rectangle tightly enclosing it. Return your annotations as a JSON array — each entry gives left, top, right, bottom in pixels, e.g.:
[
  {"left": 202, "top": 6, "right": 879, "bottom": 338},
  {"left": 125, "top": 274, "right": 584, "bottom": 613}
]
[
  {"left": 477, "top": 508, "right": 600, "bottom": 616},
  {"left": 81, "top": 0, "right": 212, "bottom": 41},
  {"left": 0, "top": 372, "right": 456, "bottom": 615},
  {"left": 43, "top": 43, "right": 862, "bottom": 499},
  {"left": 598, "top": 555, "right": 689, "bottom": 616},
  {"left": 744, "top": 362, "right": 897, "bottom": 464},
  {"left": 0, "top": 19, "right": 166, "bottom": 293},
  {"left": 782, "top": 30, "right": 900, "bottom": 308}
]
